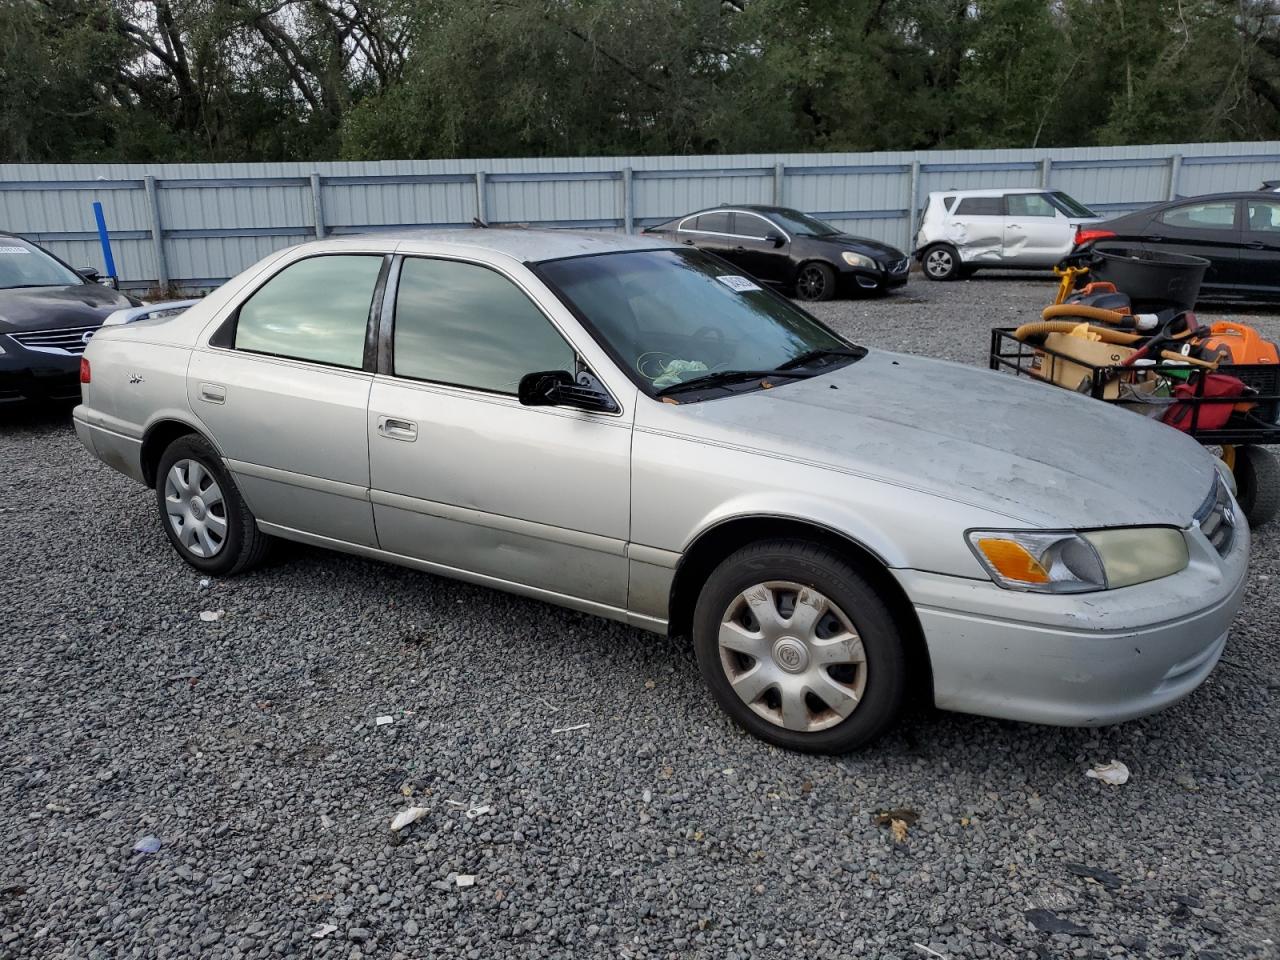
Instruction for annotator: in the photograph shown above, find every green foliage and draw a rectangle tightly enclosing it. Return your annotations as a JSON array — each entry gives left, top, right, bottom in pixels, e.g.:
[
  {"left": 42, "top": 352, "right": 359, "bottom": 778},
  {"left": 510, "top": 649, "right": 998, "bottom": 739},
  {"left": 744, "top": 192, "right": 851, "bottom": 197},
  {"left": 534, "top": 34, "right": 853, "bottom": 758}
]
[{"left": 2, "top": 0, "right": 1277, "bottom": 163}]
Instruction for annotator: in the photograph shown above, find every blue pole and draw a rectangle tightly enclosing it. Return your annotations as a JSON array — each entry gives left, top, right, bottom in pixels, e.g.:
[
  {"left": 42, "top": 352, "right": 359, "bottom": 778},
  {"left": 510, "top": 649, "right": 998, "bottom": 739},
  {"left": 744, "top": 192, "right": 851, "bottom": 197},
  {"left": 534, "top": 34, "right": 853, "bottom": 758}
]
[{"left": 92, "top": 201, "right": 117, "bottom": 282}]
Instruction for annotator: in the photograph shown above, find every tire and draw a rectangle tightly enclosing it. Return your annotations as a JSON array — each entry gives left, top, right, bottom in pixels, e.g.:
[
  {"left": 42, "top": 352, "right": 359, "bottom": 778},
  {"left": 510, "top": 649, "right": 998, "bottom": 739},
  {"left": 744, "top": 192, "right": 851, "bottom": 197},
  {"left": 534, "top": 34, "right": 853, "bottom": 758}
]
[
  {"left": 691, "top": 539, "right": 907, "bottom": 754},
  {"left": 794, "top": 262, "right": 837, "bottom": 301},
  {"left": 155, "top": 434, "right": 271, "bottom": 575},
  {"left": 1235, "top": 444, "right": 1280, "bottom": 527},
  {"left": 922, "top": 244, "right": 962, "bottom": 281}
]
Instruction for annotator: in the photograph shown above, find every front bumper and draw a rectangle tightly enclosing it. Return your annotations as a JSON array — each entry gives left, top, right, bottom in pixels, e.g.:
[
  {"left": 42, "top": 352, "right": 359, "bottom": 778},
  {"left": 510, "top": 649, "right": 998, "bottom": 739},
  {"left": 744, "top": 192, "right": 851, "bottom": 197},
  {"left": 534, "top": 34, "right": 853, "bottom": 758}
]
[
  {"left": 896, "top": 518, "right": 1250, "bottom": 726},
  {"left": 839, "top": 258, "right": 911, "bottom": 292},
  {"left": 0, "top": 347, "right": 81, "bottom": 403}
]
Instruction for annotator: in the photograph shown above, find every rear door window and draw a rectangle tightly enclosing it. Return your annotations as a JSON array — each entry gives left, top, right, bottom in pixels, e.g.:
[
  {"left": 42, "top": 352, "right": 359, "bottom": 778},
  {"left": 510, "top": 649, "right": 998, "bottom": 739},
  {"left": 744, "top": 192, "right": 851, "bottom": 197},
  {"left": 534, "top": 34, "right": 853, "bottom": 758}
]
[
  {"left": 954, "top": 197, "right": 1003, "bottom": 216},
  {"left": 1158, "top": 201, "right": 1238, "bottom": 231},
  {"left": 695, "top": 212, "right": 733, "bottom": 234},
  {"left": 233, "top": 255, "right": 382, "bottom": 368}
]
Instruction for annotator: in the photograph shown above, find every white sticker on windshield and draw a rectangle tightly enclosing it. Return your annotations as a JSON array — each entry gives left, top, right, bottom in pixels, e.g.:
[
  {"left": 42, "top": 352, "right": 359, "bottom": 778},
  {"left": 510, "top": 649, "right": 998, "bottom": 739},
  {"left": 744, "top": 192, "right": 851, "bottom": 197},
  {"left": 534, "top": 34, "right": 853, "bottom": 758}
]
[
  {"left": 716, "top": 274, "right": 761, "bottom": 292},
  {"left": 0, "top": 246, "right": 30, "bottom": 255}
]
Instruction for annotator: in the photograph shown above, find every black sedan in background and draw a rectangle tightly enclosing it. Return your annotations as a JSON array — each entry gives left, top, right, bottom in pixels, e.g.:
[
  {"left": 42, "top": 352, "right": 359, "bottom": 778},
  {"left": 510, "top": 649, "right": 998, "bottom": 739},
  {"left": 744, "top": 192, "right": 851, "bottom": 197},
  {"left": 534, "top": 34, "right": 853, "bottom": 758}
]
[
  {"left": 643, "top": 205, "right": 910, "bottom": 301},
  {"left": 0, "top": 233, "right": 137, "bottom": 404},
  {"left": 1073, "top": 188, "right": 1280, "bottom": 301}
]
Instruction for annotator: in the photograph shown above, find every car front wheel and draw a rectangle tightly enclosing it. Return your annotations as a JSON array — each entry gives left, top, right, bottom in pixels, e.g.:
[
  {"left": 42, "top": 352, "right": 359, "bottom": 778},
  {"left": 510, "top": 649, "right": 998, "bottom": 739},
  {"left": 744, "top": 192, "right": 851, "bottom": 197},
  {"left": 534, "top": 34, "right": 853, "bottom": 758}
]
[
  {"left": 155, "top": 434, "right": 271, "bottom": 576},
  {"left": 794, "top": 262, "right": 837, "bottom": 301},
  {"left": 922, "top": 244, "right": 962, "bottom": 281},
  {"left": 692, "top": 539, "right": 906, "bottom": 754}
]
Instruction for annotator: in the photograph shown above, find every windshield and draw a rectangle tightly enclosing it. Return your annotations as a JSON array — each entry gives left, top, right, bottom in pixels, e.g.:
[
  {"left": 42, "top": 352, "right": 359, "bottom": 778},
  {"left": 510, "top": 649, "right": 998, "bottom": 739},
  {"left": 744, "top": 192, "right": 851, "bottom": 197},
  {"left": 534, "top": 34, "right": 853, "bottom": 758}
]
[
  {"left": 0, "top": 238, "right": 83, "bottom": 289},
  {"left": 1048, "top": 192, "right": 1097, "bottom": 219},
  {"left": 759, "top": 208, "right": 842, "bottom": 238},
  {"left": 537, "top": 248, "right": 857, "bottom": 398}
]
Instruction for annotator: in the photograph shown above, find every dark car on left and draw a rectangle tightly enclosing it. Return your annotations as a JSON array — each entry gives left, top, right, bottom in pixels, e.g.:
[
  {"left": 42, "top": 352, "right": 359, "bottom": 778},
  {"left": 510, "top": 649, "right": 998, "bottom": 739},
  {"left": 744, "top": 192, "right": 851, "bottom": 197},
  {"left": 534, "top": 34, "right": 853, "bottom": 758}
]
[
  {"left": 0, "top": 232, "right": 138, "bottom": 404},
  {"left": 643, "top": 205, "right": 910, "bottom": 301}
]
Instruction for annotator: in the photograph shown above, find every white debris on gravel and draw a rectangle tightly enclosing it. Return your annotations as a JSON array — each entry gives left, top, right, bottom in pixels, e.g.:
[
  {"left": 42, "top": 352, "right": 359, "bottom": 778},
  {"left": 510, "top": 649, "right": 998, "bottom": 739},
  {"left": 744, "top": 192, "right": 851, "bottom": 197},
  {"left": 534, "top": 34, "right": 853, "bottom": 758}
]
[{"left": 1085, "top": 759, "right": 1131, "bottom": 785}]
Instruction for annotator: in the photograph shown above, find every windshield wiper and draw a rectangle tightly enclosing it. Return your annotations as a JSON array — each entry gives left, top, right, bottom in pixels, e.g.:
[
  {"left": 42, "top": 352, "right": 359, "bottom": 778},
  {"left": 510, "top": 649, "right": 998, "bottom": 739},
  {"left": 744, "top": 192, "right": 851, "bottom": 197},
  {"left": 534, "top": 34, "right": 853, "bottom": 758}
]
[
  {"left": 654, "top": 368, "right": 809, "bottom": 397},
  {"left": 776, "top": 347, "right": 863, "bottom": 371}
]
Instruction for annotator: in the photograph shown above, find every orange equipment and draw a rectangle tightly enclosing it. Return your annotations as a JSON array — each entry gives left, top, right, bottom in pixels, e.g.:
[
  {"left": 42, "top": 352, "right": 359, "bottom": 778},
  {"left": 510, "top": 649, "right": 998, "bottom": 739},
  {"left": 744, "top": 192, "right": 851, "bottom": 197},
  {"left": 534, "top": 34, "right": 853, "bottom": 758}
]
[{"left": 1196, "top": 321, "right": 1280, "bottom": 366}]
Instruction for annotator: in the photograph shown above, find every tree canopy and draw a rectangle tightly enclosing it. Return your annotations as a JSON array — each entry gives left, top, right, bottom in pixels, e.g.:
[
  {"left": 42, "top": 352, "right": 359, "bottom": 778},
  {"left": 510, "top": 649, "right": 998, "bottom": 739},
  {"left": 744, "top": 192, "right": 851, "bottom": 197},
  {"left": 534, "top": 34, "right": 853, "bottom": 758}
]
[{"left": 3, "top": 0, "right": 1278, "bottom": 163}]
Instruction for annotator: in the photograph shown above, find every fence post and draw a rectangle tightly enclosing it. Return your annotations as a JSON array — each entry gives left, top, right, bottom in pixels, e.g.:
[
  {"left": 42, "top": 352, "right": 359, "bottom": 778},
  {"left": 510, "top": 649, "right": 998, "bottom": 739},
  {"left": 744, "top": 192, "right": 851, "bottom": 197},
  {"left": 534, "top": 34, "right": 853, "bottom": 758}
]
[
  {"left": 143, "top": 175, "right": 169, "bottom": 291},
  {"left": 475, "top": 171, "right": 488, "bottom": 224},
  {"left": 906, "top": 160, "right": 921, "bottom": 251},
  {"left": 1040, "top": 157, "right": 1053, "bottom": 188},
  {"left": 311, "top": 173, "right": 325, "bottom": 239},
  {"left": 1167, "top": 154, "right": 1183, "bottom": 201},
  {"left": 773, "top": 162, "right": 785, "bottom": 205},
  {"left": 622, "top": 166, "right": 634, "bottom": 234}
]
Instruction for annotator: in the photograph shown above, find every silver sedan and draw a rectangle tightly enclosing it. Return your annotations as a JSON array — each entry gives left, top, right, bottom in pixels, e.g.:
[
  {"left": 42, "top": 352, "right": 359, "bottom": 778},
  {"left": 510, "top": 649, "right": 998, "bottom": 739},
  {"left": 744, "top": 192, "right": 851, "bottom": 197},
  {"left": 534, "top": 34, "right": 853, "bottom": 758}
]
[{"left": 74, "top": 230, "right": 1248, "bottom": 753}]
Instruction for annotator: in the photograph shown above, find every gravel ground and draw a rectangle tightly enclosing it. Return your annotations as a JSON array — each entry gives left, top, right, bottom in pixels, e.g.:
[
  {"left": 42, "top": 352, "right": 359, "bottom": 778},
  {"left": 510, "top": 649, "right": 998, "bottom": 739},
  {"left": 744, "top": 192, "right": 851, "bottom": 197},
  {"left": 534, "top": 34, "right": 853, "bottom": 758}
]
[{"left": 1, "top": 273, "right": 1277, "bottom": 960}]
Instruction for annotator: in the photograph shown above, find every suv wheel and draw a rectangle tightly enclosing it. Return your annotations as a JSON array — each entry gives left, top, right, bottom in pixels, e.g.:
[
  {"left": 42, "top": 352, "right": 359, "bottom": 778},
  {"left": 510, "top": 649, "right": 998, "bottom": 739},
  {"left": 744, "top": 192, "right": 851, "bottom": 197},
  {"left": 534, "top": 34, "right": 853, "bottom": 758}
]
[
  {"left": 922, "top": 244, "right": 962, "bottom": 281},
  {"left": 691, "top": 539, "right": 906, "bottom": 754},
  {"left": 155, "top": 434, "right": 271, "bottom": 576}
]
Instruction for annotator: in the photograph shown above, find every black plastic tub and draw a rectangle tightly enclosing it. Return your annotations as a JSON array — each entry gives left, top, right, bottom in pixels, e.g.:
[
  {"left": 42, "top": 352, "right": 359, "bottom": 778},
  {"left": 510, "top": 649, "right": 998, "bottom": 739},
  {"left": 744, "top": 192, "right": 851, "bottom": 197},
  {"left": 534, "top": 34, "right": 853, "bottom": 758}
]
[{"left": 1087, "top": 245, "right": 1209, "bottom": 312}]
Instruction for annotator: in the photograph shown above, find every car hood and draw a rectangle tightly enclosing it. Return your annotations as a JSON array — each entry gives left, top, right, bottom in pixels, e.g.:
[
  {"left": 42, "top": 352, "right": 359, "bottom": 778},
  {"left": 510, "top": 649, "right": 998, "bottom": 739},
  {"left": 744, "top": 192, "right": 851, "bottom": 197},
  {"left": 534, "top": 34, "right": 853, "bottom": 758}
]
[
  {"left": 803, "top": 234, "right": 906, "bottom": 261},
  {"left": 0, "top": 284, "right": 135, "bottom": 333},
  {"left": 655, "top": 350, "right": 1216, "bottom": 528}
]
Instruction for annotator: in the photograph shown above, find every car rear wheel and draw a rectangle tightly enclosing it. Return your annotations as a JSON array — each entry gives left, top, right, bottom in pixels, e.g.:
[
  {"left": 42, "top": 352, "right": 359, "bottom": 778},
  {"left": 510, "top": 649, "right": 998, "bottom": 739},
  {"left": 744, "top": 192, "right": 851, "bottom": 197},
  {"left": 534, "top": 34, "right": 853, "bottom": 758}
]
[
  {"left": 795, "top": 262, "right": 837, "bottom": 301},
  {"left": 692, "top": 539, "right": 906, "bottom": 754},
  {"left": 922, "top": 244, "right": 962, "bottom": 281},
  {"left": 155, "top": 434, "right": 271, "bottom": 575}
]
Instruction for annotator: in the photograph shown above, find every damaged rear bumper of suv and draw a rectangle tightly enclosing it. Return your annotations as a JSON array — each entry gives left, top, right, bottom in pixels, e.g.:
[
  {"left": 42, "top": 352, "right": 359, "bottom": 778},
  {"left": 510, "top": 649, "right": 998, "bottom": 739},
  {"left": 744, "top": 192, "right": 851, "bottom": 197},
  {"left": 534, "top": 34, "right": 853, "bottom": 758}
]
[{"left": 894, "top": 517, "right": 1249, "bottom": 727}]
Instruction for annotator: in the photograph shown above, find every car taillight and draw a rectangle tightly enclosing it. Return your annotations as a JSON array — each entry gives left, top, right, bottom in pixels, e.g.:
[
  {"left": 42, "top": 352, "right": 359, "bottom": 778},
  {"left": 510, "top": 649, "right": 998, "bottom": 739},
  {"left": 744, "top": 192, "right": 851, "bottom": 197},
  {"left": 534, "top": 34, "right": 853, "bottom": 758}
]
[
  {"left": 1075, "top": 227, "right": 1116, "bottom": 247},
  {"left": 80, "top": 357, "right": 91, "bottom": 383}
]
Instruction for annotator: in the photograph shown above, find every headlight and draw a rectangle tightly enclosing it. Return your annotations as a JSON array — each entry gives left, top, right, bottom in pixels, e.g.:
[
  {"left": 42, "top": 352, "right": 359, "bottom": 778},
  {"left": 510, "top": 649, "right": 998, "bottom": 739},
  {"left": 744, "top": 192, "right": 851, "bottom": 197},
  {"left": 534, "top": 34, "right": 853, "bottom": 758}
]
[
  {"left": 841, "top": 251, "right": 876, "bottom": 269},
  {"left": 967, "top": 527, "right": 1189, "bottom": 593}
]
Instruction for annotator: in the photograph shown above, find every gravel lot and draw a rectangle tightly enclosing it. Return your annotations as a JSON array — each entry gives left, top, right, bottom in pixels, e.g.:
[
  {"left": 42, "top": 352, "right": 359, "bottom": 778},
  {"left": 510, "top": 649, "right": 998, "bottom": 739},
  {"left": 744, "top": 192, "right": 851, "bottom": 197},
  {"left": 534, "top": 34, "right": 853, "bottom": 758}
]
[{"left": 2, "top": 273, "right": 1277, "bottom": 960}]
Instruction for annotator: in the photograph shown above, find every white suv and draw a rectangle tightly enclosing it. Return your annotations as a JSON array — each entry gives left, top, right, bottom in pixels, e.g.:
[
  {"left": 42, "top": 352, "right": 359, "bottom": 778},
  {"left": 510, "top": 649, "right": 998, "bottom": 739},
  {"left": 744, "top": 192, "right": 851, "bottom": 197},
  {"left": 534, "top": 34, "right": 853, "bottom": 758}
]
[{"left": 914, "top": 189, "right": 1103, "bottom": 280}]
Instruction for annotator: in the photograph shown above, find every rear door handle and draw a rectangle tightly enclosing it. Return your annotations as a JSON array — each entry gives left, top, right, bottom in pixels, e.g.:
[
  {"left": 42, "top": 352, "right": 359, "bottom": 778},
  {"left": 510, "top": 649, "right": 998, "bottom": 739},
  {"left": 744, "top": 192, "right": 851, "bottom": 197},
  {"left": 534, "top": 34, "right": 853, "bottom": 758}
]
[
  {"left": 1147, "top": 235, "right": 1164, "bottom": 242},
  {"left": 199, "top": 382, "right": 226, "bottom": 404},
  {"left": 1246, "top": 240, "right": 1267, "bottom": 249},
  {"left": 377, "top": 416, "right": 417, "bottom": 441}
]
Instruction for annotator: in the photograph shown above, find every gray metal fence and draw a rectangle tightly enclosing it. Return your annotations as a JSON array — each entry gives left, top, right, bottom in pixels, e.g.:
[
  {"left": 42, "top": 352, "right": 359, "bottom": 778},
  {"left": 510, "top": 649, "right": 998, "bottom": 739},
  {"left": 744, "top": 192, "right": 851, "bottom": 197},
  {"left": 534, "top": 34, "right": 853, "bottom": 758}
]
[{"left": 2, "top": 141, "right": 1277, "bottom": 293}]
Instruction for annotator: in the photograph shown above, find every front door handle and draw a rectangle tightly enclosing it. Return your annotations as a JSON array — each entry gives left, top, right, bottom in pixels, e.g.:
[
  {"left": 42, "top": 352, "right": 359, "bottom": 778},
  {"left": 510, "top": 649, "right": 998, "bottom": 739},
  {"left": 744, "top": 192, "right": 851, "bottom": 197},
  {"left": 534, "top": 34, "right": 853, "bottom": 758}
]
[
  {"left": 377, "top": 416, "right": 417, "bottom": 441},
  {"left": 1246, "top": 240, "right": 1267, "bottom": 249},
  {"left": 199, "top": 382, "right": 226, "bottom": 404},
  {"left": 1147, "top": 235, "right": 1164, "bottom": 242}
]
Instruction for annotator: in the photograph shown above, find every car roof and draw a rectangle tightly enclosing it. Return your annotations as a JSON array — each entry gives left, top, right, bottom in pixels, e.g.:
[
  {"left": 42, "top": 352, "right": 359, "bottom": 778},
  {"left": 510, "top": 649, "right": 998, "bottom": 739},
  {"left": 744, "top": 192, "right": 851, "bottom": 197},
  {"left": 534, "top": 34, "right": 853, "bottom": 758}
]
[
  {"left": 361, "top": 227, "right": 675, "bottom": 262},
  {"left": 925, "top": 188, "right": 1048, "bottom": 198}
]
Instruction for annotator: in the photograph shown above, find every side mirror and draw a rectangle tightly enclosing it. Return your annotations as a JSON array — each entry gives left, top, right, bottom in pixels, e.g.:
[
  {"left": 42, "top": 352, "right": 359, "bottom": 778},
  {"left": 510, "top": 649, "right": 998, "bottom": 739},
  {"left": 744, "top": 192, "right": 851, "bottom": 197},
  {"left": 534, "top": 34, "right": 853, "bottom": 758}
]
[
  {"left": 766, "top": 233, "right": 785, "bottom": 248},
  {"left": 517, "top": 370, "right": 618, "bottom": 413},
  {"left": 78, "top": 266, "right": 101, "bottom": 282}
]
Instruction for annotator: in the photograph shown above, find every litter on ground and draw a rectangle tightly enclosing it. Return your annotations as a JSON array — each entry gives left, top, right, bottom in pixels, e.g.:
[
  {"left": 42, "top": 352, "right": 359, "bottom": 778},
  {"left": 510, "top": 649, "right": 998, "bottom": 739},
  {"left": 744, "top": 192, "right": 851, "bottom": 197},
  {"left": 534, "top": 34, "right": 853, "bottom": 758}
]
[
  {"left": 389, "top": 807, "right": 429, "bottom": 832},
  {"left": 1085, "top": 760, "right": 1130, "bottom": 785},
  {"left": 133, "top": 836, "right": 162, "bottom": 854},
  {"left": 198, "top": 610, "right": 224, "bottom": 622},
  {"left": 550, "top": 723, "right": 589, "bottom": 734}
]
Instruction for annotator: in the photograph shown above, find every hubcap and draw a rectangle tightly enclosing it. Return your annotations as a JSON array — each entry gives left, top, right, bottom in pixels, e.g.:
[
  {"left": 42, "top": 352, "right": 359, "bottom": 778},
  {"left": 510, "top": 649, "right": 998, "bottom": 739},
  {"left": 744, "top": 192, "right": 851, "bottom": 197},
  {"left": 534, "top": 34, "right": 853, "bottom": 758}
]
[
  {"left": 718, "top": 581, "right": 867, "bottom": 733},
  {"left": 164, "top": 459, "right": 227, "bottom": 558},
  {"left": 926, "top": 249, "right": 952, "bottom": 277}
]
